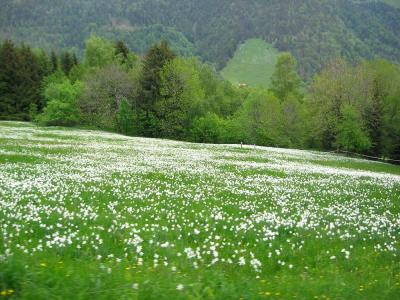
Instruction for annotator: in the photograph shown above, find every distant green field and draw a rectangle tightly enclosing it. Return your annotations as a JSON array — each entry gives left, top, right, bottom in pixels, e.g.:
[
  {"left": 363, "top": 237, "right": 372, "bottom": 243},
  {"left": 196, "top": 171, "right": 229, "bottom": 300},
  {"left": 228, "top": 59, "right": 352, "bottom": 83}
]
[
  {"left": 221, "top": 39, "right": 280, "bottom": 89},
  {"left": 382, "top": 0, "right": 400, "bottom": 8}
]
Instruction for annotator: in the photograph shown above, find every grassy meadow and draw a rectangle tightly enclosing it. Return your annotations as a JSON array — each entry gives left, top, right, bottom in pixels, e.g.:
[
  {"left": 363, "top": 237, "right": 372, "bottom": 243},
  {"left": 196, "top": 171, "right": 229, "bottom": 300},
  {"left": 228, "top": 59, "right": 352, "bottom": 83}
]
[
  {"left": 221, "top": 39, "right": 280, "bottom": 88},
  {"left": 382, "top": 0, "right": 400, "bottom": 8},
  {"left": 0, "top": 121, "right": 399, "bottom": 299}
]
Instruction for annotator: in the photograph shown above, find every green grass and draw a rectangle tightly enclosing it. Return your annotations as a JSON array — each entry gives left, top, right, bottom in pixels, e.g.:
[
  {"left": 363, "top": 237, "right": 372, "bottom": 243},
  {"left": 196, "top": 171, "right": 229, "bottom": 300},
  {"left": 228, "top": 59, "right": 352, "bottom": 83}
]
[
  {"left": 382, "top": 0, "right": 400, "bottom": 8},
  {"left": 313, "top": 158, "right": 400, "bottom": 176},
  {"left": 0, "top": 122, "right": 399, "bottom": 299},
  {"left": 221, "top": 39, "right": 280, "bottom": 88}
]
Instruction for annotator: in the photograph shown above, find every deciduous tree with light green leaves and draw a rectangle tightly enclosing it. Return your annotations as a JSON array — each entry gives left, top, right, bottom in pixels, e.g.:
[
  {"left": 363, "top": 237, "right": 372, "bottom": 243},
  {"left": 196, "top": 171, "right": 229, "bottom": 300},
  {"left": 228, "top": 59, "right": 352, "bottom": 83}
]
[
  {"left": 79, "top": 64, "right": 136, "bottom": 130},
  {"left": 38, "top": 79, "right": 83, "bottom": 126},
  {"left": 84, "top": 35, "right": 116, "bottom": 69},
  {"left": 239, "top": 90, "right": 285, "bottom": 147},
  {"left": 191, "top": 113, "right": 224, "bottom": 144},
  {"left": 335, "top": 104, "right": 371, "bottom": 153},
  {"left": 270, "top": 53, "right": 302, "bottom": 102}
]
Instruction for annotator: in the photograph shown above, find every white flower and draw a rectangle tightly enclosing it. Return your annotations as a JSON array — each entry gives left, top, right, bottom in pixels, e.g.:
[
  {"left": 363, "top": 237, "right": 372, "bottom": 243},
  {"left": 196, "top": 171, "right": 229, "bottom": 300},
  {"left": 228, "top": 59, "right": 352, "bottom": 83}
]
[
  {"left": 238, "top": 257, "right": 246, "bottom": 266},
  {"left": 250, "top": 258, "right": 262, "bottom": 271},
  {"left": 160, "top": 242, "right": 170, "bottom": 248}
]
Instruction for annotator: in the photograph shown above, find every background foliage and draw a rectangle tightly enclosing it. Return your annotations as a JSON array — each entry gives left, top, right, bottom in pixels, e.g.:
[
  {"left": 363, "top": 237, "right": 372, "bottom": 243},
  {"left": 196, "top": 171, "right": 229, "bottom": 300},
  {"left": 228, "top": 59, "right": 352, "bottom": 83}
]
[
  {"left": 1, "top": 31, "right": 400, "bottom": 160},
  {"left": 1, "top": 0, "right": 400, "bottom": 79}
]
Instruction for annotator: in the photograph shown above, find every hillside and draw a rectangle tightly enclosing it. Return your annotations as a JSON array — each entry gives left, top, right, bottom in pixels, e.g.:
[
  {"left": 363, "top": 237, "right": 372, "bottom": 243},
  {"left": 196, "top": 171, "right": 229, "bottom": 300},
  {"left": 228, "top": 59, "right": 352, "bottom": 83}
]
[
  {"left": 381, "top": 0, "right": 400, "bottom": 8},
  {"left": 1, "top": 0, "right": 399, "bottom": 79},
  {"left": 1, "top": 121, "right": 399, "bottom": 299},
  {"left": 221, "top": 39, "right": 280, "bottom": 88}
]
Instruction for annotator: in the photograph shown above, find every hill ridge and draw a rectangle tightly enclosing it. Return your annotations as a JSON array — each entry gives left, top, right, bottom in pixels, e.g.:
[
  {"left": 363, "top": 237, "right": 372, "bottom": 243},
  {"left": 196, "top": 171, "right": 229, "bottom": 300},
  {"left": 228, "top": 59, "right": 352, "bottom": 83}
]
[{"left": 1, "top": 0, "right": 399, "bottom": 78}]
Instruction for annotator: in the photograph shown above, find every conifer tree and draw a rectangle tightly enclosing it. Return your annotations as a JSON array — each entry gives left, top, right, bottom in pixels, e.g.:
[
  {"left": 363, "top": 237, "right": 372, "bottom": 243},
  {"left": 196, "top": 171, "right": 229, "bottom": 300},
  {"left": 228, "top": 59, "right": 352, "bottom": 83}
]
[
  {"left": 136, "top": 41, "right": 176, "bottom": 136},
  {"left": 115, "top": 41, "right": 129, "bottom": 60},
  {"left": 17, "top": 44, "right": 42, "bottom": 118},
  {"left": 36, "top": 49, "right": 52, "bottom": 79},
  {"left": 116, "top": 99, "right": 136, "bottom": 136},
  {"left": 61, "top": 52, "right": 73, "bottom": 75},
  {"left": 72, "top": 53, "right": 79, "bottom": 66},
  {"left": 50, "top": 50, "right": 58, "bottom": 73},
  {"left": 0, "top": 40, "right": 20, "bottom": 119},
  {"left": 0, "top": 41, "right": 48, "bottom": 119}
]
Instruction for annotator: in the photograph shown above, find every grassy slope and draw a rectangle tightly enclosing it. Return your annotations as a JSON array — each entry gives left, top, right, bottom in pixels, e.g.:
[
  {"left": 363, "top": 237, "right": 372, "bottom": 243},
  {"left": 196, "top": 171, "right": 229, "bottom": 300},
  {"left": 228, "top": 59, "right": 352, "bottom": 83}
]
[
  {"left": 0, "top": 122, "right": 399, "bottom": 299},
  {"left": 382, "top": 0, "right": 400, "bottom": 8},
  {"left": 221, "top": 39, "right": 280, "bottom": 89}
]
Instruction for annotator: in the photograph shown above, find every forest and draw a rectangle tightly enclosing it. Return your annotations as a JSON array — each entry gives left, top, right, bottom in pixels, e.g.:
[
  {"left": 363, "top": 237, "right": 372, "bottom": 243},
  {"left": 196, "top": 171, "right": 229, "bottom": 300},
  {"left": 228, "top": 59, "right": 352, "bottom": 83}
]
[
  {"left": 1, "top": 0, "right": 400, "bottom": 79},
  {"left": 1, "top": 36, "right": 399, "bottom": 160}
]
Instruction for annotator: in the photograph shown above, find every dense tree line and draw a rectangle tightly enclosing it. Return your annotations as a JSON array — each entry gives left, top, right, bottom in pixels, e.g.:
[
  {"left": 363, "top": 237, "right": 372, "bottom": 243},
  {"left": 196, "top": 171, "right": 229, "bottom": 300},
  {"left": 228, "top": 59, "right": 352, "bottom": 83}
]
[
  {"left": 1, "top": 0, "right": 400, "bottom": 79},
  {"left": 98, "top": 24, "right": 196, "bottom": 58},
  {"left": 1, "top": 36, "right": 400, "bottom": 160},
  {"left": 307, "top": 59, "right": 400, "bottom": 158},
  {"left": 0, "top": 41, "right": 45, "bottom": 120},
  {"left": 0, "top": 40, "right": 78, "bottom": 120}
]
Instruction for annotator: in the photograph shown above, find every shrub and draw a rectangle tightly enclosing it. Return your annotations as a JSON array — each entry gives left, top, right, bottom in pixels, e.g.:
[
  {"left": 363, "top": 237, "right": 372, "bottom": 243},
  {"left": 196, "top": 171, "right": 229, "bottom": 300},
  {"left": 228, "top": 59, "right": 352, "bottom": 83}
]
[
  {"left": 192, "top": 113, "right": 224, "bottom": 143},
  {"left": 38, "top": 80, "right": 83, "bottom": 126},
  {"left": 335, "top": 104, "right": 371, "bottom": 152}
]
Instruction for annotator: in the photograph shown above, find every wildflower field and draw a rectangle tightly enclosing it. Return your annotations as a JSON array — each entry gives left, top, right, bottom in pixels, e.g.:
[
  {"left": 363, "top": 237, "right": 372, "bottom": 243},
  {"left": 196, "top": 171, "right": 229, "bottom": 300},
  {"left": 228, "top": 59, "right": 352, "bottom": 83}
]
[{"left": 0, "top": 121, "right": 399, "bottom": 299}]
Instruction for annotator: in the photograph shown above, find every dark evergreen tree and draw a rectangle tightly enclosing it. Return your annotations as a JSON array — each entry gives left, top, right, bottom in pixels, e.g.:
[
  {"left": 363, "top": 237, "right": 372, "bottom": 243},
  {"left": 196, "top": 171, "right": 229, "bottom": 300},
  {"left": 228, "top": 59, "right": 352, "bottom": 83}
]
[
  {"left": 0, "top": 40, "right": 20, "bottom": 119},
  {"left": 36, "top": 50, "right": 52, "bottom": 79},
  {"left": 50, "top": 50, "right": 58, "bottom": 73},
  {"left": 136, "top": 41, "right": 176, "bottom": 136},
  {"left": 72, "top": 53, "right": 79, "bottom": 66},
  {"left": 116, "top": 99, "right": 136, "bottom": 136},
  {"left": 115, "top": 41, "right": 130, "bottom": 60},
  {"left": 0, "top": 41, "right": 48, "bottom": 120},
  {"left": 365, "top": 78, "right": 385, "bottom": 156},
  {"left": 33, "top": 50, "right": 51, "bottom": 111},
  {"left": 61, "top": 52, "right": 73, "bottom": 75},
  {"left": 17, "top": 44, "right": 42, "bottom": 118}
]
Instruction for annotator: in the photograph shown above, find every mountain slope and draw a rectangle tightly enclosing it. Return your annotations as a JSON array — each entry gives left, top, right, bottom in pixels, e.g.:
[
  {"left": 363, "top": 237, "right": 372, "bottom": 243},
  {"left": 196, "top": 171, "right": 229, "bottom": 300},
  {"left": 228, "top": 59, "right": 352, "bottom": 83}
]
[{"left": 1, "top": 0, "right": 399, "bottom": 79}]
